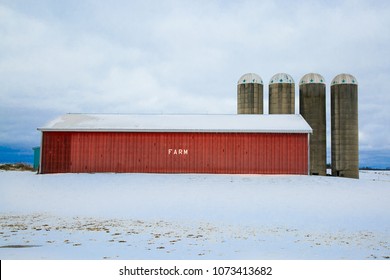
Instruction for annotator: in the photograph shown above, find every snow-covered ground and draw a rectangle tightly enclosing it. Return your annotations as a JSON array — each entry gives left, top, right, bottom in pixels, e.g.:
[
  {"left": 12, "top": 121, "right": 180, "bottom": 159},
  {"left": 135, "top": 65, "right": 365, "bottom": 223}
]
[{"left": 0, "top": 170, "right": 389, "bottom": 260}]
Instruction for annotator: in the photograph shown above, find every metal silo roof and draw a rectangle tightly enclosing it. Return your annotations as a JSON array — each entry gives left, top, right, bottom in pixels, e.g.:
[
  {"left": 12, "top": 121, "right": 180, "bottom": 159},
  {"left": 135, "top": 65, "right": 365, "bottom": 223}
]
[
  {"left": 269, "top": 73, "right": 295, "bottom": 84},
  {"left": 237, "top": 73, "right": 263, "bottom": 85},
  {"left": 331, "top": 73, "right": 358, "bottom": 85},
  {"left": 299, "top": 73, "right": 325, "bottom": 85}
]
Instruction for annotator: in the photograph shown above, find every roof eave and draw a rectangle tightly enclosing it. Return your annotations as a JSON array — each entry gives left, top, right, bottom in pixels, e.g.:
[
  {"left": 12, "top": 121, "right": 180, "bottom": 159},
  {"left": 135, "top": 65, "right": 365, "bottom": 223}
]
[{"left": 38, "top": 128, "right": 312, "bottom": 133}]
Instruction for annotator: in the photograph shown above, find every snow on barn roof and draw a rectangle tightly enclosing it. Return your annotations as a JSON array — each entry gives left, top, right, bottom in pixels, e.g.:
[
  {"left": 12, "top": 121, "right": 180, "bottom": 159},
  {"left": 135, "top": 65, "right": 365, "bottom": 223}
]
[{"left": 38, "top": 114, "right": 312, "bottom": 133}]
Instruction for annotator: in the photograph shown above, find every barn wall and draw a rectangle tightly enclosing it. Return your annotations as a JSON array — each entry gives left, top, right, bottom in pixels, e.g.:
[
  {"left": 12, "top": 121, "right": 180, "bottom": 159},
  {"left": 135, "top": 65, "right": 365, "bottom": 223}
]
[
  {"left": 41, "top": 132, "right": 308, "bottom": 174},
  {"left": 41, "top": 132, "right": 71, "bottom": 173}
]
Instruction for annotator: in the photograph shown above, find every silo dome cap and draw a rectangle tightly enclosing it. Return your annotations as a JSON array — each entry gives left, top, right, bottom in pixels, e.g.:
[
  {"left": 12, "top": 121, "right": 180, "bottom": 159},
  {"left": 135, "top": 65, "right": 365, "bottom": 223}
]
[
  {"left": 238, "top": 73, "right": 263, "bottom": 85},
  {"left": 331, "top": 73, "right": 358, "bottom": 85},
  {"left": 269, "top": 73, "right": 295, "bottom": 84},
  {"left": 300, "top": 73, "right": 325, "bottom": 84}
]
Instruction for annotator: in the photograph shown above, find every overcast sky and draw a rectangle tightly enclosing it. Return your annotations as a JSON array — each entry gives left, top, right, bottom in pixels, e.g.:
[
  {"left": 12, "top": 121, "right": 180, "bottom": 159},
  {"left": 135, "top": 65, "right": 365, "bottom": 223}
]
[{"left": 1, "top": 0, "right": 390, "bottom": 164}]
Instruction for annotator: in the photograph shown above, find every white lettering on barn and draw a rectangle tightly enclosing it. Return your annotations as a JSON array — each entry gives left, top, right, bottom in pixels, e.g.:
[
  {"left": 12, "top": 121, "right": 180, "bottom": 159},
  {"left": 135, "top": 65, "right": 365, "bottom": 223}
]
[{"left": 168, "top": 149, "right": 189, "bottom": 155}]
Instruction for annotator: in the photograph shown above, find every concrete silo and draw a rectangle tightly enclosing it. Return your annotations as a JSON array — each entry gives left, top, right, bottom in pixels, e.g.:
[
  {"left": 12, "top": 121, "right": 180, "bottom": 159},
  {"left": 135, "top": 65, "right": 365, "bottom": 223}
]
[
  {"left": 331, "top": 74, "right": 359, "bottom": 179},
  {"left": 299, "top": 73, "right": 326, "bottom": 176},
  {"left": 237, "top": 73, "right": 264, "bottom": 114},
  {"left": 269, "top": 73, "right": 295, "bottom": 114}
]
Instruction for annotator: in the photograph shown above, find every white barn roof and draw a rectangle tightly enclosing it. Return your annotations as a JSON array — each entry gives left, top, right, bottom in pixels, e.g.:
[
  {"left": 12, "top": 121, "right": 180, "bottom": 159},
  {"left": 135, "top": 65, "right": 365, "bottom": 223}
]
[{"left": 38, "top": 114, "right": 312, "bottom": 134}]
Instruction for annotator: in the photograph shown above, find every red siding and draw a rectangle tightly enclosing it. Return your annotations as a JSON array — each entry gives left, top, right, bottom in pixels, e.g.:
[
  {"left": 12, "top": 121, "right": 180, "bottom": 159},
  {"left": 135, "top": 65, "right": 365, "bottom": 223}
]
[
  {"left": 41, "top": 132, "right": 71, "bottom": 173},
  {"left": 41, "top": 132, "right": 308, "bottom": 174}
]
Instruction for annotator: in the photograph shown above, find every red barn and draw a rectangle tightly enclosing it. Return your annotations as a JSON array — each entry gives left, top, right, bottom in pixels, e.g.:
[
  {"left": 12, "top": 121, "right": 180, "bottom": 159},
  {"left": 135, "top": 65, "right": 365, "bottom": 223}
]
[{"left": 38, "top": 114, "right": 312, "bottom": 174}]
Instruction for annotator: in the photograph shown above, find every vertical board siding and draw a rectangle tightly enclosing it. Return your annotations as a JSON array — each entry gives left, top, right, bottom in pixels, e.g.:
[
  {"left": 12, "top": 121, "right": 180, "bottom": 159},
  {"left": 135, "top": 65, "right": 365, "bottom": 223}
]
[
  {"left": 40, "top": 132, "right": 71, "bottom": 173},
  {"left": 41, "top": 132, "right": 308, "bottom": 174}
]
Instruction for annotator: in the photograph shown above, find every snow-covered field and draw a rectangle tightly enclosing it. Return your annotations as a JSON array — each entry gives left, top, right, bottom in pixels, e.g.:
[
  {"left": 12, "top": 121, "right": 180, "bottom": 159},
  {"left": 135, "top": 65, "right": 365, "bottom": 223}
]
[{"left": 0, "top": 170, "right": 389, "bottom": 260}]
